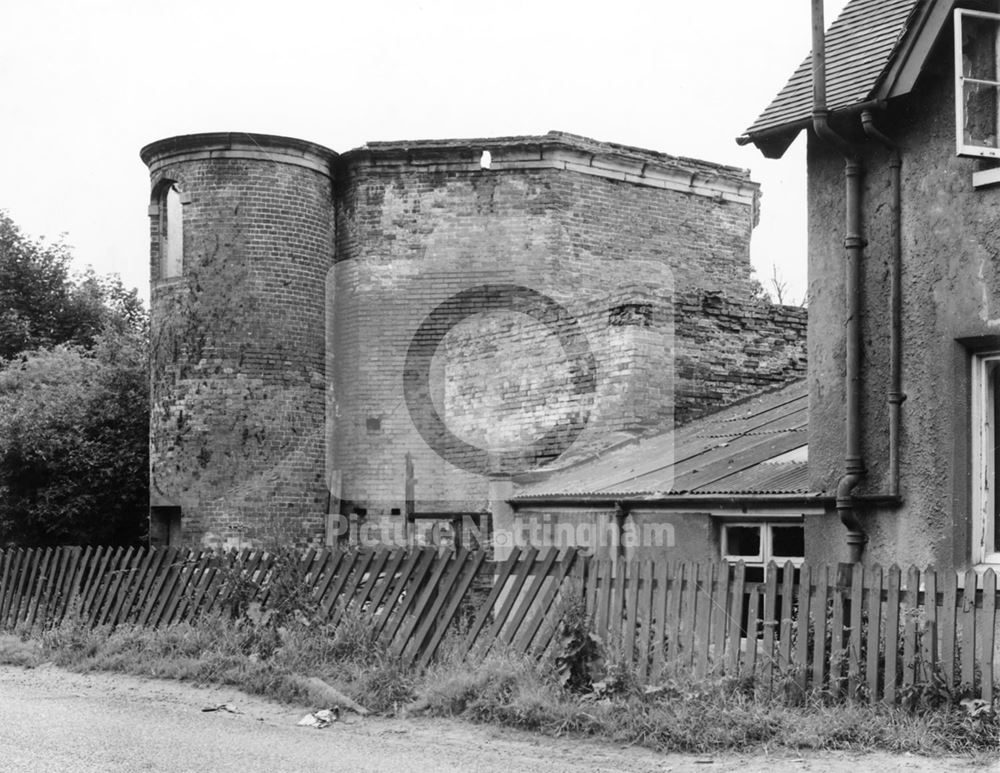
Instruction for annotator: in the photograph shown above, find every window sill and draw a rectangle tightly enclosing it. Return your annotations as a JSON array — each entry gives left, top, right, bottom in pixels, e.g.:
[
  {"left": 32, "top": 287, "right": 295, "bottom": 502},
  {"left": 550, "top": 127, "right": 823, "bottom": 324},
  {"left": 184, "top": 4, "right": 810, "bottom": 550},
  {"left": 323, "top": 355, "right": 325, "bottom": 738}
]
[{"left": 153, "top": 275, "right": 187, "bottom": 288}]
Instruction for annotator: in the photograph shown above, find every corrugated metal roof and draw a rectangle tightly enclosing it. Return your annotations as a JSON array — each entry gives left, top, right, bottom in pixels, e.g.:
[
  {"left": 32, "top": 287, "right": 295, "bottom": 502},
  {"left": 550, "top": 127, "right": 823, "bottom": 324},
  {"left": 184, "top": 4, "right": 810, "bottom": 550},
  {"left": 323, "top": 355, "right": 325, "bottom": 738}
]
[
  {"left": 740, "top": 0, "right": 922, "bottom": 141},
  {"left": 512, "top": 380, "right": 812, "bottom": 500}
]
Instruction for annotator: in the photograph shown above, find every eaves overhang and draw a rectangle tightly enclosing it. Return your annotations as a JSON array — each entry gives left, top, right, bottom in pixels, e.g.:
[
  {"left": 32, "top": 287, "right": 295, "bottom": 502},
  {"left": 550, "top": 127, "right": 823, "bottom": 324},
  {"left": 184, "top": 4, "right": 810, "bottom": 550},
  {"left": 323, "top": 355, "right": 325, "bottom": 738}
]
[
  {"left": 737, "top": 0, "right": 940, "bottom": 158},
  {"left": 509, "top": 492, "right": 833, "bottom": 508}
]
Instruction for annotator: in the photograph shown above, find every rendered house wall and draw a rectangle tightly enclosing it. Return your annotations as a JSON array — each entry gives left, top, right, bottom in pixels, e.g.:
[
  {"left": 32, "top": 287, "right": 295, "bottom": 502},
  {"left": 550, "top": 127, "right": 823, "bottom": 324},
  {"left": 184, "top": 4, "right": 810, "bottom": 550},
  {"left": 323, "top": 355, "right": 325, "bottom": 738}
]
[{"left": 805, "top": 29, "right": 1000, "bottom": 571}]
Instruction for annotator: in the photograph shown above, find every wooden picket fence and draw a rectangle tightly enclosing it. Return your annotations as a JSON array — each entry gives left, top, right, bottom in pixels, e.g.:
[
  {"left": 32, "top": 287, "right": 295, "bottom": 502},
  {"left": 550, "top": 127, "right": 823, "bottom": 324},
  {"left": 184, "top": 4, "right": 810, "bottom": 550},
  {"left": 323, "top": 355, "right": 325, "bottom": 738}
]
[
  {"left": 1, "top": 544, "right": 999, "bottom": 704},
  {"left": 587, "top": 559, "right": 999, "bottom": 705},
  {"left": 0, "top": 545, "right": 585, "bottom": 670}
]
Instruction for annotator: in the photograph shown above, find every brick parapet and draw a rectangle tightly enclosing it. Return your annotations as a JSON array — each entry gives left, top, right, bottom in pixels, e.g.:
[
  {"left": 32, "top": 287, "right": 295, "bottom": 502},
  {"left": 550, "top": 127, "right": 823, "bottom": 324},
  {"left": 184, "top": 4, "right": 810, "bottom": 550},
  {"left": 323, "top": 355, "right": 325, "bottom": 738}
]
[{"left": 342, "top": 130, "right": 759, "bottom": 214}]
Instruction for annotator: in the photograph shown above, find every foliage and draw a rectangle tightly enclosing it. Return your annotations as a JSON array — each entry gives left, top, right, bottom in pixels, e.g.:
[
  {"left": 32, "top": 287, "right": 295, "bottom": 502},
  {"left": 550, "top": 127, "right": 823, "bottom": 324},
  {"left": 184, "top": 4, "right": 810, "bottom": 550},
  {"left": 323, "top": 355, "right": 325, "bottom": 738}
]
[
  {"left": 0, "top": 606, "right": 998, "bottom": 755},
  {"left": 0, "top": 211, "right": 145, "bottom": 359},
  {"left": 553, "top": 599, "right": 603, "bottom": 692},
  {"left": 749, "top": 262, "right": 806, "bottom": 307},
  {"left": 415, "top": 653, "right": 1000, "bottom": 754},
  {"left": 0, "top": 211, "right": 148, "bottom": 546},
  {"left": 0, "top": 330, "right": 149, "bottom": 545}
]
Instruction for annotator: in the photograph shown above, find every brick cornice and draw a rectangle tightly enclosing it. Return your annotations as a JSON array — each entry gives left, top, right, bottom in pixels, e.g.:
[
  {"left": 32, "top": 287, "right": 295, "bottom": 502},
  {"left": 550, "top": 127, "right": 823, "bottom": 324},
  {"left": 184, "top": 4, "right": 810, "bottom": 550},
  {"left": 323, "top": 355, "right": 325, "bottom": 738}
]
[
  {"left": 140, "top": 132, "right": 338, "bottom": 177},
  {"left": 342, "top": 132, "right": 760, "bottom": 209}
]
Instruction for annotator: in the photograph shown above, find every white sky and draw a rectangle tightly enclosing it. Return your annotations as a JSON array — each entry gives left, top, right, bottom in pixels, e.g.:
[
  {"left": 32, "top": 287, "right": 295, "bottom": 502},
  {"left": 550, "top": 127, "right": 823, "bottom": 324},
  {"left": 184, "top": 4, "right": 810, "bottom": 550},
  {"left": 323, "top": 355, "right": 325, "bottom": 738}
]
[{"left": 0, "top": 0, "right": 850, "bottom": 306}]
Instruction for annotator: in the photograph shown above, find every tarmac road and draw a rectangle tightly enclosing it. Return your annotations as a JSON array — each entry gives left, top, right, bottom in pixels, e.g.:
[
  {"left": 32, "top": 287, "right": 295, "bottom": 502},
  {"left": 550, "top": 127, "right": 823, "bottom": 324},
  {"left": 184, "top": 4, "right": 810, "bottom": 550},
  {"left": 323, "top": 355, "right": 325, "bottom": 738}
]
[{"left": 0, "top": 664, "right": 995, "bottom": 773}]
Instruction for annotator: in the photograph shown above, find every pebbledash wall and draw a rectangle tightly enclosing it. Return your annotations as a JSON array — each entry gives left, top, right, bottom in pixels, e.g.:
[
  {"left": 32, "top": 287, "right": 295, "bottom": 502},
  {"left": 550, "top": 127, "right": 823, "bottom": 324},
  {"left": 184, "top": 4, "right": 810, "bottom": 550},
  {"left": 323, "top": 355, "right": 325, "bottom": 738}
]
[
  {"left": 141, "top": 131, "right": 806, "bottom": 549},
  {"left": 804, "top": 19, "right": 1000, "bottom": 573}
]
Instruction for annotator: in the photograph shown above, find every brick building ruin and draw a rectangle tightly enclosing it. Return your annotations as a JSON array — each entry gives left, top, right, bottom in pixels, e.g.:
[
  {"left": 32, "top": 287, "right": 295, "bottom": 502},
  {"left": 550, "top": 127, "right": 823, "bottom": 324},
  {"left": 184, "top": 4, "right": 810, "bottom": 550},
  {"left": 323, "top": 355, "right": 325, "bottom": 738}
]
[{"left": 141, "top": 131, "right": 806, "bottom": 549}]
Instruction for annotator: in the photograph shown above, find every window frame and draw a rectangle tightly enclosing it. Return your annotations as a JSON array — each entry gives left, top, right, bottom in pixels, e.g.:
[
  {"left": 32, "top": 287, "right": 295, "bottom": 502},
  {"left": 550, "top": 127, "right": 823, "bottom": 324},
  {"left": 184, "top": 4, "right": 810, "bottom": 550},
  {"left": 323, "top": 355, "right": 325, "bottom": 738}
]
[
  {"left": 954, "top": 8, "right": 1000, "bottom": 159},
  {"left": 971, "top": 350, "right": 1000, "bottom": 565},
  {"left": 154, "top": 181, "right": 186, "bottom": 280},
  {"left": 721, "top": 519, "right": 805, "bottom": 569}
]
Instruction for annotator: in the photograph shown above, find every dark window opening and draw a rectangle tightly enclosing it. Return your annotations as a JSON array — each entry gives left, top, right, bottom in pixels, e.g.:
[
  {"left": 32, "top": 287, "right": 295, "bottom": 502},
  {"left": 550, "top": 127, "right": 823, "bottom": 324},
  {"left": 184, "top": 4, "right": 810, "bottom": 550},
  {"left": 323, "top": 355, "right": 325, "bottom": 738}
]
[
  {"left": 772, "top": 525, "right": 805, "bottom": 558},
  {"left": 725, "top": 525, "right": 761, "bottom": 557},
  {"left": 150, "top": 506, "right": 182, "bottom": 547}
]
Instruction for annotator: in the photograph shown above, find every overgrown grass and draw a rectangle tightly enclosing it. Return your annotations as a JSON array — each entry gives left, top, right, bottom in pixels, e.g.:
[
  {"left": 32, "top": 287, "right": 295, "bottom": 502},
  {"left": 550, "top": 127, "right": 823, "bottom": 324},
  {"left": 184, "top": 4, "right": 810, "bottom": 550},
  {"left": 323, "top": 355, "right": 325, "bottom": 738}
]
[
  {"left": 0, "top": 610, "right": 997, "bottom": 757},
  {"left": 418, "top": 651, "right": 999, "bottom": 755},
  {"left": 0, "top": 608, "right": 415, "bottom": 713}
]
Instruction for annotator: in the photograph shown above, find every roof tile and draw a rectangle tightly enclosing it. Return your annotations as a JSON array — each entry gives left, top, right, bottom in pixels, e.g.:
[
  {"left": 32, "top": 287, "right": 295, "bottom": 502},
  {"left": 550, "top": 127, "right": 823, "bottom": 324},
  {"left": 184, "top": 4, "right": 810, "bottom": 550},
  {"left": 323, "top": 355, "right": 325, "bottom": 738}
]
[{"left": 740, "top": 0, "right": 922, "bottom": 140}]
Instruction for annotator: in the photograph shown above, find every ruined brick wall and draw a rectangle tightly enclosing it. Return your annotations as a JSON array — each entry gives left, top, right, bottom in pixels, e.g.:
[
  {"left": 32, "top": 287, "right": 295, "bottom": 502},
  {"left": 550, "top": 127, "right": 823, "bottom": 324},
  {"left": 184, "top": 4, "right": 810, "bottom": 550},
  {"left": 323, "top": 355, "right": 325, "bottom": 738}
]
[
  {"left": 144, "top": 131, "right": 788, "bottom": 550},
  {"left": 674, "top": 291, "right": 807, "bottom": 425},
  {"left": 143, "top": 134, "right": 337, "bottom": 548},
  {"left": 330, "top": 136, "right": 761, "bottom": 540},
  {"left": 439, "top": 287, "right": 674, "bottom": 460}
]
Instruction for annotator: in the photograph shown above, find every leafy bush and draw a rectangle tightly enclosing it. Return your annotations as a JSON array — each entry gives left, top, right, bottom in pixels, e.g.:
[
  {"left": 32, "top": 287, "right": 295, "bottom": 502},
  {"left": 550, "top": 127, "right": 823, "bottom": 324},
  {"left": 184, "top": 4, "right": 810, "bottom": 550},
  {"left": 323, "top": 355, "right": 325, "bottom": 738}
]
[
  {"left": 0, "top": 332, "right": 148, "bottom": 545},
  {"left": 0, "top": 210, "right": 148, "bottom": 547}
]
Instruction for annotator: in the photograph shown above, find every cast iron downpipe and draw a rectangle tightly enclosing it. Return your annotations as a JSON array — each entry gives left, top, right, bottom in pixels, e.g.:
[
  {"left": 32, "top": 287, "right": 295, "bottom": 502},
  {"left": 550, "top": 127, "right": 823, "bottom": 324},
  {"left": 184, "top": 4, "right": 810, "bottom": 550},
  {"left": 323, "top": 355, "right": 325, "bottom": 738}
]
[
  {"left": 812, "top": 0, "right": 867, "bottom": 561},
  {"left": 861, "top": 110, "right": 905, "bottom": 498}
]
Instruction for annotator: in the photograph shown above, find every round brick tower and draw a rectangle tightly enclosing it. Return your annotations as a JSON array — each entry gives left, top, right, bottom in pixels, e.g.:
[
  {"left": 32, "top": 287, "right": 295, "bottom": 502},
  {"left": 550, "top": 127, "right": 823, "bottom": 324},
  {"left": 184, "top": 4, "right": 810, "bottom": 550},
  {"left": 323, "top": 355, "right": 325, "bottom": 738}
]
[{"left": 141, "top": 132, "right": 337, "bottom": 548}]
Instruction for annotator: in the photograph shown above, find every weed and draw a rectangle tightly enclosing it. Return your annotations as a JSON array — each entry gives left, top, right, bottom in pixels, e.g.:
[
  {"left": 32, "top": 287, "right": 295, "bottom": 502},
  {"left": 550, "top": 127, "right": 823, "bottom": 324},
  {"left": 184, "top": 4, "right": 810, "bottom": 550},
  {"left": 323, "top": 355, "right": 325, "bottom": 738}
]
[{"left": 553, "top": 598, "right": 603, "bottom": 693}]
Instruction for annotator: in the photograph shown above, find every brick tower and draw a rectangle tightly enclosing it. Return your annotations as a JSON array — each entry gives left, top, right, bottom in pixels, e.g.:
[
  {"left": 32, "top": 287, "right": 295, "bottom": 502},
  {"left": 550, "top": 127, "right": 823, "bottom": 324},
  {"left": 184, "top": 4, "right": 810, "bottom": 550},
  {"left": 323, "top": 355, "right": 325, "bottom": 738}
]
[{"left": 141, "top": 133, "right": 337, "bottom": 547}]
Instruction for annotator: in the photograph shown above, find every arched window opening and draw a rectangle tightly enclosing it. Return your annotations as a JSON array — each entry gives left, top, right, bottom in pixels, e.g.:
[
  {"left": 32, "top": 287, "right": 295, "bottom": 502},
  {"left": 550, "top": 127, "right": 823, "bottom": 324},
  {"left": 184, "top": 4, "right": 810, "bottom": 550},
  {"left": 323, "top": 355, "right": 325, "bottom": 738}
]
[{"left": 161, "top": 182, "right": 184, "bottom": 279}]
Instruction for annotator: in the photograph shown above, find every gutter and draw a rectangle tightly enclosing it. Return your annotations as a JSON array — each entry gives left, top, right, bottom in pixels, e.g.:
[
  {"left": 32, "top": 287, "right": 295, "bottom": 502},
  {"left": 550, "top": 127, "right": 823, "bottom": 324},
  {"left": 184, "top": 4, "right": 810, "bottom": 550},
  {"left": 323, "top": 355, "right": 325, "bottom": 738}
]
[
  {"left": 509, "top": 493, "right": 835, "bottom": 509},
  {"left": 860, "top": 110, "right": 905, "bottom": 498},
  {"left": 812, "top": 0, "right": 868, "bottom": 563},
  {"left": 736, "top": 100, "right": 887, "bottom": 149}
]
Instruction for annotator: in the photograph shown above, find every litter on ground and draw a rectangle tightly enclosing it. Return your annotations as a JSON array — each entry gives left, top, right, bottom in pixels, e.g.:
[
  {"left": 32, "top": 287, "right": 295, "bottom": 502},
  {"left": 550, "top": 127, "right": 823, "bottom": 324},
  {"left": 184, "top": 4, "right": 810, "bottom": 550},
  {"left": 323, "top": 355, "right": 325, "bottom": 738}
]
[{"left": 297, "top": 707, "right": 340, "bottom": 729}]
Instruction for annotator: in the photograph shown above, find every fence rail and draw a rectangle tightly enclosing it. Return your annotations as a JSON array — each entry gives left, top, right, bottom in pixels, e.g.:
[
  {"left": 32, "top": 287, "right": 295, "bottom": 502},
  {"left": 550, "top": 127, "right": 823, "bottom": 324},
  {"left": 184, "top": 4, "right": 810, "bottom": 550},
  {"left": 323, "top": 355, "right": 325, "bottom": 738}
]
[{"left": 1, "top": 545, "right": 998, "bottom": 704}]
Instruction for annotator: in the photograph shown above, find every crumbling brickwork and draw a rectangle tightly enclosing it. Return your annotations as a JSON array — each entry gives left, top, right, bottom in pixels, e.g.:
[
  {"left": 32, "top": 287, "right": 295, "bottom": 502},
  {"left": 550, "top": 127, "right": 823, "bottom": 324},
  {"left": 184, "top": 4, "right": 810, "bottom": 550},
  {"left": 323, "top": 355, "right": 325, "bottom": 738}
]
[
  {"left": 674, "top": 291, "right": 807, "bottom": 424},
  {"left": 142, "top": 130, "right": 801, "bottom": 549},
  {"left": 331, "top": 135, "right": 759, "bottom": 539}
]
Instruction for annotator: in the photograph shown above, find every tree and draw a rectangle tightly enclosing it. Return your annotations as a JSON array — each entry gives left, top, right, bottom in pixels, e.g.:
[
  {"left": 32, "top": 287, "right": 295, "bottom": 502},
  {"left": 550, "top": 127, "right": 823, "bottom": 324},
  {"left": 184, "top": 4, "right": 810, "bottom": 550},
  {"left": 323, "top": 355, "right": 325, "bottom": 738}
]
[
  {"left": 750, "top": 263, "right": 807, "bottom": 307},
  {"left": 0, "top": 210, "right": 145, "bottom": 359},
  {"left": 0, "top": 332, "right": 149, "bottom": 546},
  {"left": 0, "top": 211, "right": 149, "bottom": 546}
]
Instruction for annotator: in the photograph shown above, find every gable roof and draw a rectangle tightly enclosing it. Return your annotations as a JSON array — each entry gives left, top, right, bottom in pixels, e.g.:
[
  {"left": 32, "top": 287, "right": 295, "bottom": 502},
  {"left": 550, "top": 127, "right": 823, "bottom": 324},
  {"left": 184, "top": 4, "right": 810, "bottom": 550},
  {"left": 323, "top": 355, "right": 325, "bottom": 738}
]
[
  {"left": 512, "top": 380, "right": 816, "bottom": 503},
  {"left": 737, "top": 0, "right": 950, "bottom": 158}
]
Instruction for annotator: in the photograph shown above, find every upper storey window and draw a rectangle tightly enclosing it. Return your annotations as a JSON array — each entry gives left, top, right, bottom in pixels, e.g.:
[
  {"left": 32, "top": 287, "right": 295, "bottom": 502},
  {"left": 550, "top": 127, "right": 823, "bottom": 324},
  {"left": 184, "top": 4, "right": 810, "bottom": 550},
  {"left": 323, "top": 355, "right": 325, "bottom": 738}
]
[
  {"left": 159, "top": 182, "right": 184, "bottom": 279},
  {"left": 955, "top": 9, "right": 1000, "bottom": 158}
]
